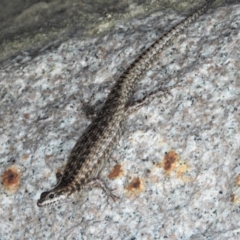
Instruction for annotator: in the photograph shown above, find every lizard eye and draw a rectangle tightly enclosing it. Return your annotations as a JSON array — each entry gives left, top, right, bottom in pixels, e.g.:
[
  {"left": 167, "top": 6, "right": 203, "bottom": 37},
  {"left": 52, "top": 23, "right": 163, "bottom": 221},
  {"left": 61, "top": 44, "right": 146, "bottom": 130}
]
[{"left": 48, "top": 193, "right": 55, "bottom": 199}]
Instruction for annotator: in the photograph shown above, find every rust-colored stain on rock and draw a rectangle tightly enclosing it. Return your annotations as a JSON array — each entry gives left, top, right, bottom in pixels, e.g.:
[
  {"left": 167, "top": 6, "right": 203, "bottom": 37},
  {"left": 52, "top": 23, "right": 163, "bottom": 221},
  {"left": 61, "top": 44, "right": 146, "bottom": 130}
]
[
  {"left": 2, "top": 166, "right": 21, "bottom": 193},
  {"left": 126, "top": 177, "right": 145, "bottom": 196},
  {"left": 176, "top": 163, "right": 189, "bottom": 181},
  {"left": 161, "top": 150, "right": 178, "bottom": 174},
  {"left": 108, "top": 164, "right": 123, "bottom": 179},
  {"left": 229, "top": 193, "right": 240, "bottom": 204},
  {"left": 235, "top": 175, "right": 240, "bottom": 186},
  {"left": 155, "top": 150, "right": 189, "bottom": 180},
  {"left": 230, "top": 175, "right": 240, "bottom": 204}
]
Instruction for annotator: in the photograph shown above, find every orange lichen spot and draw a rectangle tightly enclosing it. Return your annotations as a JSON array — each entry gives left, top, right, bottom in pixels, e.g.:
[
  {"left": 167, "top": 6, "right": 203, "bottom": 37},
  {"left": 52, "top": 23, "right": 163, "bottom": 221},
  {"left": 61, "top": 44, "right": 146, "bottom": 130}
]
[
  {"left": 231, "top": 176, "right": 240, "bottom": 204},
  {"left": 159, "top": 151, "right": 179, "bottom": 175},
  {"left": 155, "top": 150, "right": 190, "bottom": 181},
  {"left": 108, "top": 164, "right": 123, "bottom": 179},
  {"left": 176, "top": 163, "right": 190, "bottom": 181},
  {"left": 125, "top": 177, "right": 145, "bottom": 196},
  {"left": 2, "top": 166, "right": 21, "bottom": 193},
  {"left": 230, "top": 193, "right": 240, "bottom": 204},
  {"left": 21, "top": 153, "right": 29, "bottom": 161},
  {"left": 235, "top": 175, "right": 240, "bottom": 186}
]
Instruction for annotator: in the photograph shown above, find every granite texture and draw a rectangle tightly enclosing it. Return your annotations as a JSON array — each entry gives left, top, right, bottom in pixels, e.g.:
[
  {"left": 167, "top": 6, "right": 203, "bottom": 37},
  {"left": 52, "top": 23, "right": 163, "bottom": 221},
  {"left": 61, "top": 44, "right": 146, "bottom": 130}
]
[{"left": 0, "top": 2, "right": 240, "bottom": 240}]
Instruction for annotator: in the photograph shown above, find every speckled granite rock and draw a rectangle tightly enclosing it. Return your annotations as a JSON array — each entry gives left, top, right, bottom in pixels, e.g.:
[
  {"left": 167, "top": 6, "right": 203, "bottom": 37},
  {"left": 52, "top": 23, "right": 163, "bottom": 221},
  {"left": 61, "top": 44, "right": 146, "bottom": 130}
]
[{"left": 0, "top": 2, "right": 239, "bottom": 240}]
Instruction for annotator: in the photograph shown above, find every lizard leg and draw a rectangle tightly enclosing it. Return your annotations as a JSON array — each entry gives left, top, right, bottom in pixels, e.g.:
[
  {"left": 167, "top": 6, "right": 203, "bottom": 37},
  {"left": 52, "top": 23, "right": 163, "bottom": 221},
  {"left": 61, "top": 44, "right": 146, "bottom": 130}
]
[
  {"left": 85, "top": 178, "right": 119, "bottom": 202},
  {"left": 126, "top": 84, "right": 176, "bottom": 114}
]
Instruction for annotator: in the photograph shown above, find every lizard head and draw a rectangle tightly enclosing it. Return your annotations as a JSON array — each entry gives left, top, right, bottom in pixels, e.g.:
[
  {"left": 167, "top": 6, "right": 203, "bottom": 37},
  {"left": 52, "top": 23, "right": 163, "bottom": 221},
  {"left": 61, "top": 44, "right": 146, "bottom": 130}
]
[{"left": 37, "top": 188, "right": 68, "bottom": 207}]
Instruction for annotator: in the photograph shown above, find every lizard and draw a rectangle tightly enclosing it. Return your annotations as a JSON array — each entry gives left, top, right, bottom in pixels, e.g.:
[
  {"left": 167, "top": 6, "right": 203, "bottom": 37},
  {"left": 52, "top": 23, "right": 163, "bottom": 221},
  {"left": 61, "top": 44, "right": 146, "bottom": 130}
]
[{"left": 37, "top": 0, "right": 214, "bottom": 207}]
